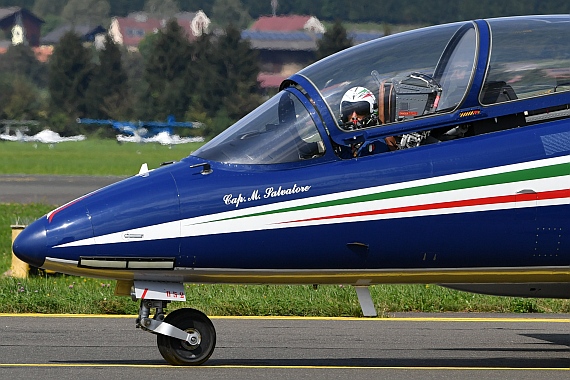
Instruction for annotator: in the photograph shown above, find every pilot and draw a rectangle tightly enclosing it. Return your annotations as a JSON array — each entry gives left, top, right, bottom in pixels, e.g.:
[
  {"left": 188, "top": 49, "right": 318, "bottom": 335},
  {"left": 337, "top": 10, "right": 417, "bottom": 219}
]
[
  {"left": 340, "top": 87, "right": 398, "bottom": 151},
  {"left": 339, "top": 87, "right": 378, "bottom": 130}
]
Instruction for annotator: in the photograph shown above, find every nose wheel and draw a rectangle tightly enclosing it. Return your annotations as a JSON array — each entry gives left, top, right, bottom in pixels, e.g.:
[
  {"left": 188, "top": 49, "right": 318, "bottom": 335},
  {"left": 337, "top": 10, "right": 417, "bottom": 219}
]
[{"left": 156, "top": 308, "right": 216, "bottom": 365}]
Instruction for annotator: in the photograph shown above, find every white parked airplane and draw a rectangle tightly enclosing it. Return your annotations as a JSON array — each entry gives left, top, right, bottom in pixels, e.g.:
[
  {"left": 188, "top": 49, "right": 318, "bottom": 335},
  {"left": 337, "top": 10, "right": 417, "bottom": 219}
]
[{"left": 0, "top": 129, "right": 85, "bottom": 144}]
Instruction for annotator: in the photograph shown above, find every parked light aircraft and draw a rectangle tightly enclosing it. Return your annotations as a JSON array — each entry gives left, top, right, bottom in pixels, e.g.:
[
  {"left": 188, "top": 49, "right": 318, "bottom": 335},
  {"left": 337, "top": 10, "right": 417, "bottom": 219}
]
[
  {"left": 0, "top": 129, "right": 86, "bottom": 144},
  {"left": 77, "top": 115, "right": 200, "bottom": 141},
  {"left": 13, "top": 15, "right": 570, "bottom": 365},
  {"left": 116, "top": 131, "right": 204, "bottom": 146}
]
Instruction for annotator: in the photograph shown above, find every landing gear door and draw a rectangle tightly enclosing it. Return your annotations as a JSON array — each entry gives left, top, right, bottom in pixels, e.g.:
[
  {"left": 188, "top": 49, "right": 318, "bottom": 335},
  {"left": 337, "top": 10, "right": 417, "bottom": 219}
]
[{"left": 133, "top": 280, "right": 186, "bottom": 301}]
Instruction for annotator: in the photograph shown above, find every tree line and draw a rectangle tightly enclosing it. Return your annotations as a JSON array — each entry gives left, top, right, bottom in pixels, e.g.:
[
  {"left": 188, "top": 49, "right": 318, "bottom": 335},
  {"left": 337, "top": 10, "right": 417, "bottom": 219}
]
[
  {"left": 0, "top": 20, "right": 263, "bottom": 138},
  {"left": 2, "top": 0, "right": 566, "bottom": 138},
  {"left": 0, "top": 1, "right": 356, "bottom": 139}
]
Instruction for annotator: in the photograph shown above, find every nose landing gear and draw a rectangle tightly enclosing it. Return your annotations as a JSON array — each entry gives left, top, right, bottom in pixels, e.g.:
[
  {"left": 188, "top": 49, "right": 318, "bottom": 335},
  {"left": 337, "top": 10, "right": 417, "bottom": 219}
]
[{"left": 133, "top": 281, "right": 216, "bottom": 365}]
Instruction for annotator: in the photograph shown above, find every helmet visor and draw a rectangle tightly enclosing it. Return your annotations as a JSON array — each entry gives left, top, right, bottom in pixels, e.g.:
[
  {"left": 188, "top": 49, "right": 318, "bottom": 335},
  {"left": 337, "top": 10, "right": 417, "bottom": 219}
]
[{"left": 341, "top": 101, "right": 371, "bottom": 122}]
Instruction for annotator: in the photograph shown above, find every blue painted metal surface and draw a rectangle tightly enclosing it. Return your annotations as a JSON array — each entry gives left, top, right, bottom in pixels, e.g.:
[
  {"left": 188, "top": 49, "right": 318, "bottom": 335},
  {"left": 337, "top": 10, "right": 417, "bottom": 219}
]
[
  {"left": 13, "top": 15, "right": 570, "bottom": 284},
  {"left": 14, "top": 15, "right": 570, "bottom": 366}
]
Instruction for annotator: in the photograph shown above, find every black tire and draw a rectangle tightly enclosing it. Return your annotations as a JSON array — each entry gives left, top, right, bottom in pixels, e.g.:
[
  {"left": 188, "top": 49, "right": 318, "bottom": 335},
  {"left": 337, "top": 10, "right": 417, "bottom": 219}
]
[{"left": 157, "top": 308, "right": 216, "bottom": 365}]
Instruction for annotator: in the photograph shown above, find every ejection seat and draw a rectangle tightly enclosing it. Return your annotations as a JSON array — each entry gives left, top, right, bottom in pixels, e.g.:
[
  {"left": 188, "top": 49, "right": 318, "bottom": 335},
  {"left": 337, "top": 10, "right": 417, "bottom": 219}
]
[
  {"left": 469, "top": 81, "right": 523, "bottom": 136},
  {"left": 480, "top": 81, "right": 517, "bottom": 104},
  {"left": 378, "top": 79, "right": 396, "bottom": 124}
]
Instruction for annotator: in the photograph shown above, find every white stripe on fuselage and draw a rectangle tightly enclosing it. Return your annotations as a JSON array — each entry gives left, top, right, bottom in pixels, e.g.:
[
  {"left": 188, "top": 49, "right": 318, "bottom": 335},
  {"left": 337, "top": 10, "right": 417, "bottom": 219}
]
[{"left": 53, "top": 155, "right": 570, "bottom": 249}]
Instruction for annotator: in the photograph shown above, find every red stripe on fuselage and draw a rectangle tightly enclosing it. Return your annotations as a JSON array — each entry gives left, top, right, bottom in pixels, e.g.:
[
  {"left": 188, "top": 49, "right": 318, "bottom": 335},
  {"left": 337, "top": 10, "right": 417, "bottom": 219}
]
[
  {"left": 47, "top": 194, "right": 92, "bottom": 223},
  {"left": 281, "top": 188, "right": 570, "bottom": 224}
]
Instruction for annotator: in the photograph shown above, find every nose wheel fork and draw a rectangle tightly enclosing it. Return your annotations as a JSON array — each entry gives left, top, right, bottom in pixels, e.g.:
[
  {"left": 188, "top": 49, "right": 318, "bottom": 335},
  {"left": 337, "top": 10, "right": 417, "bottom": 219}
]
[{"left": 136, "top": 300, "right": 216, "bottom": 365}]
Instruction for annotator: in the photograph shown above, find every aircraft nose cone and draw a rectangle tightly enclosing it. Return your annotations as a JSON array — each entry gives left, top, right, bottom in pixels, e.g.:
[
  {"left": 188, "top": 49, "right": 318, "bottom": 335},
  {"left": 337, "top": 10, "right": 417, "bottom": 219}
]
[{"left": 12, "top": 217, "right": 47, "bottom": 268}]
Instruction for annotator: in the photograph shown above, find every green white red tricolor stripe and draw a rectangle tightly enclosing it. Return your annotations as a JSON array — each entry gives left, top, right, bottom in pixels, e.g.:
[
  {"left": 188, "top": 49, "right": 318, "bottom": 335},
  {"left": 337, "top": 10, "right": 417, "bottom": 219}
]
[
  {"left": 55, "top": 155, "right": 570, "bottom": 248},
  {"left": 185, "top": 155, "right": 570, "bottom": 236}
]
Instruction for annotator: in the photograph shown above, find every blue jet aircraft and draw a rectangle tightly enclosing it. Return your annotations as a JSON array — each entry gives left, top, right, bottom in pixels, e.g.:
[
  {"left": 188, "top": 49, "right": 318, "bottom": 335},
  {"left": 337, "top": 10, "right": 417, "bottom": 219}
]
[
  {"left": 13, "top": 15, "right": 570, "bottom": 365},
  {"left": 77, "top": 115, "right": 198, "bottom": 138}
]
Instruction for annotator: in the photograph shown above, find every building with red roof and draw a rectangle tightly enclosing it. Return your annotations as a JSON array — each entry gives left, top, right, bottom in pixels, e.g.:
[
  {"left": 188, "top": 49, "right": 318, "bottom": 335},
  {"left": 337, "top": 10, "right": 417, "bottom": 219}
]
[
  {"left": 245, "top": 15, "right": 383, "bottom": 90},
  {"left": 246, "top": 15, "right": 323, "bottom": 91},
  {"left": 250, "top": 15, "right": 325, "bottom": 33},
  {"left": 109, "top": 11, "right": 210, "bottom": 51}
]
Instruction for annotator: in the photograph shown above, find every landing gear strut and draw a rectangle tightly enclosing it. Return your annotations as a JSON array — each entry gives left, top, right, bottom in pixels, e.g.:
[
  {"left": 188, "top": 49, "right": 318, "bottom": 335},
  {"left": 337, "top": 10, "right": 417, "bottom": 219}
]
[{"left": 136, "top": 299, "right": 216, "bottom": 365}]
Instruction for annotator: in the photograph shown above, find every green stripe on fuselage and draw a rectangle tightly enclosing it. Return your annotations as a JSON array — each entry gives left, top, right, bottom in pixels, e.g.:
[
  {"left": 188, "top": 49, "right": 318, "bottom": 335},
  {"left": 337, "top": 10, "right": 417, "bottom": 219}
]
[{"left": 207, "top": 162, "right": 570, "bottom": 224}]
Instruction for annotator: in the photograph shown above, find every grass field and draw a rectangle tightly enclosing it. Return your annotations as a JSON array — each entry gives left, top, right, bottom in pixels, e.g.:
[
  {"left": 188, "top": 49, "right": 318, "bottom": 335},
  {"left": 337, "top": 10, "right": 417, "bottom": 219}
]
[
  {"left": 1, "top": 140, "right": 570, "bottom": 315},
  {"left": 0, "top": 139, "right": 204, "bottom": 176}
]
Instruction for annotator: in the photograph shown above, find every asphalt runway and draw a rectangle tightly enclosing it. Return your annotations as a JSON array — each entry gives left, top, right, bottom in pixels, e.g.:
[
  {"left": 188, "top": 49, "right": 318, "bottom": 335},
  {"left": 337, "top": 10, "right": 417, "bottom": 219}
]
[
  {"left": 1, "top": 314, "right": 569, "bottom": 380},
  {"left": 0, "top": 174, "right": 126, "bottom": 205}
]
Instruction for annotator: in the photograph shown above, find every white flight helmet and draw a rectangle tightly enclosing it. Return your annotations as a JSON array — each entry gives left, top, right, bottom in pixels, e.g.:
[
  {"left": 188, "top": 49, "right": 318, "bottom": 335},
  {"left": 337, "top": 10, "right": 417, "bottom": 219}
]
[{"left": 340, "top": 87, "right": 377, "bottom": 125}]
